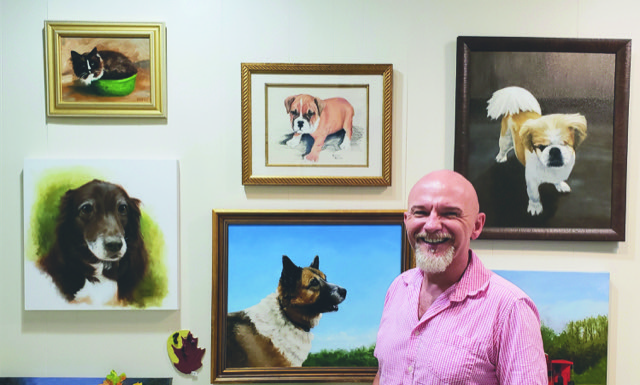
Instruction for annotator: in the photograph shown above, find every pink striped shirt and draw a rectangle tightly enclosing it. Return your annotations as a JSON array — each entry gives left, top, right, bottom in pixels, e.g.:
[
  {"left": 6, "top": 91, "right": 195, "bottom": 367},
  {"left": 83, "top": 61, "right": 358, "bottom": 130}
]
[{"left": 374, "top": 251, "right": 547, "bottom": 385}]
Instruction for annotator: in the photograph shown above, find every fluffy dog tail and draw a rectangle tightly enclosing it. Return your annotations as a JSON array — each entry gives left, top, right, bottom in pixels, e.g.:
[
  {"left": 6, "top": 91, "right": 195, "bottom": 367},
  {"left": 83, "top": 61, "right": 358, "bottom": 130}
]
[{"left": 487, "top": 86, "right": 541, "bottom": 120}]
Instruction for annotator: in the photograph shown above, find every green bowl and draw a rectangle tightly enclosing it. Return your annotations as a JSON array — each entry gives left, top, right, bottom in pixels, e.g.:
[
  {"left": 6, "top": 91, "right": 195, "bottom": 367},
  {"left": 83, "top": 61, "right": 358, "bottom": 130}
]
[{"left": 92, "top": 74, "right": 137, "bottom": 96}]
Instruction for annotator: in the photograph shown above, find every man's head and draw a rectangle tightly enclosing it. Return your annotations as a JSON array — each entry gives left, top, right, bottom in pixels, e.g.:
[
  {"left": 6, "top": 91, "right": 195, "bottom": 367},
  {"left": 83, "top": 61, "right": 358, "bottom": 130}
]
[{"left": 404, "top": 170, "right": 485, "bottom": 274}]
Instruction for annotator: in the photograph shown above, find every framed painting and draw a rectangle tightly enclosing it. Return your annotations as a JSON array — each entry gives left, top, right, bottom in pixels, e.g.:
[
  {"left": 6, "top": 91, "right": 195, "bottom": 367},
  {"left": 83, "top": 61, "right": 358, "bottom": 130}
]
[
  {"left": 45, "top": 21, "right": 167, "bottom": 117},
  {"left": 211, "top": 210, "right": 411, "bottom": 382},
  {"left": 241, "top": 63, "right": 393, "bottom": 186},
  {"left": 454, "top": 36, "right": 631, "bottom": 241},
  {"left": 23, "top": 158, "right": 179, "bottom": 310},
  {"left": 494, "top": 270, "right": 609, "bottom": 384}
]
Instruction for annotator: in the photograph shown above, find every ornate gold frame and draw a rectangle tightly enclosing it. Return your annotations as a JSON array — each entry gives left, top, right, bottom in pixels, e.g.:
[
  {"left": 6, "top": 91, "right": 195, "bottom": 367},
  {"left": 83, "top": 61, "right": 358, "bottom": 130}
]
[
  {"left": 241, "top": 63, "right": 393, "bottom": 186},
  {"left": 211, "top": 210, "right": 411, "bottom": 383},
  {"left": 45, "top": 21, "right": 167, "bottom": 118}
]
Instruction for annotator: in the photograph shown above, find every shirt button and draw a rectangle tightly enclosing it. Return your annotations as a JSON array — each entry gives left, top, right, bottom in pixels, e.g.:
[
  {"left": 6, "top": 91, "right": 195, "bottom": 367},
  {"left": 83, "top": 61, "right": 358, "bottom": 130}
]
[
  {"left": 414, "top": 330, "right": 420, "bottom": 336},
  {"left": 407, "top": 365, "right": 414, "bottom": 373}
]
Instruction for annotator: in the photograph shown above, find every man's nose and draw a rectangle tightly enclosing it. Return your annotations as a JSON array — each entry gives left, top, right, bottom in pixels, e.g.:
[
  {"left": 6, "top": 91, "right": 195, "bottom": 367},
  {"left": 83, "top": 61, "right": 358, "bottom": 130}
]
[{"left": 422, "top": 213, "right": 442, "bottom": 231}]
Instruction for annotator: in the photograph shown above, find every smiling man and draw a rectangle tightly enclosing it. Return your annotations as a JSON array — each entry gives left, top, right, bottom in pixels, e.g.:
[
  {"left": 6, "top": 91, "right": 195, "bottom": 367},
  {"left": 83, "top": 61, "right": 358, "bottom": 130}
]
[{"left": 373, "top": 170, "right": 547, "bottom": 385}]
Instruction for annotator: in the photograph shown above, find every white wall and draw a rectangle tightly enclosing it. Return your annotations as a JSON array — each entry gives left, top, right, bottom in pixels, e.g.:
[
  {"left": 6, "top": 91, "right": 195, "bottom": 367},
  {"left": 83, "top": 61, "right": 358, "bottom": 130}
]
[{"left": 1, "top": 0, "right": 638, "bottom": 383}]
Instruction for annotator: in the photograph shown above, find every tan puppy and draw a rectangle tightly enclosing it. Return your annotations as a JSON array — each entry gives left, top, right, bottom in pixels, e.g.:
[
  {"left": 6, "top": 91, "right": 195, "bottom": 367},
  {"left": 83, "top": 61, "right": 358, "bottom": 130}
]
[
  {"left": 284, "top": 94, "right": 354, "bottom": 161},
  {"left": 487, "top": 86, "right": 587, "bottom": 215}
]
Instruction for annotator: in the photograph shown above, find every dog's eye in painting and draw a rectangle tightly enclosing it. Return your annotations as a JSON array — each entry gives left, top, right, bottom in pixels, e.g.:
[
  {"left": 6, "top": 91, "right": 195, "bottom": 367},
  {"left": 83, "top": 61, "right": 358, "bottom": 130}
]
[
  {"left": 487, "top": 86, "right": 587, "bottom": 216},
  {"left": 226, "top": 255, "right": 347, "bottom": 368},
  {"left": 37, "top": 179, "right": 148, "bottom": 306},
  {"left": 79, "top": 202, "right": 94, "bottom": 216}
]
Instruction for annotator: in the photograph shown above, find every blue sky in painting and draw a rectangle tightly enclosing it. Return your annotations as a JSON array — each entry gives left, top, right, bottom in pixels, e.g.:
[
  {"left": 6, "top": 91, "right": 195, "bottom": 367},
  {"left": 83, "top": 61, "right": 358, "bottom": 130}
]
[
  {"left": 495, "top": 270, "right": 610, "bottom": 333},
  {"left": 227, "top": 223, "right": 403, "bottom": 352}
]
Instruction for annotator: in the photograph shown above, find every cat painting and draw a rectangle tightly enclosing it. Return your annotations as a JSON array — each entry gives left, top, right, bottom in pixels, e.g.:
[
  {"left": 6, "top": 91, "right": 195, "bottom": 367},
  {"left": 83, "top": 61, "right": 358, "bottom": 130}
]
[{"left": 70, "top": 47, "right": 137, "bottom": 86}]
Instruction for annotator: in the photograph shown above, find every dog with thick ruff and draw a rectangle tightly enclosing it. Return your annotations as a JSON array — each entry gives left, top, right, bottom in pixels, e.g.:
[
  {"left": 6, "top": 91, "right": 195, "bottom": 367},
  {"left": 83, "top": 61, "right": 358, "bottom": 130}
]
[
  {"left": 487, "top": 86, "right": 587, "bottom": 215},
  {"left": 38, "top": 179, "right": 148, "bottom": 305},
  {"left": 226, "top": 255, "right": 347, "bottom": 367},
  {"left": 284, "top": 94, "right": 354, "bottom": 162}
]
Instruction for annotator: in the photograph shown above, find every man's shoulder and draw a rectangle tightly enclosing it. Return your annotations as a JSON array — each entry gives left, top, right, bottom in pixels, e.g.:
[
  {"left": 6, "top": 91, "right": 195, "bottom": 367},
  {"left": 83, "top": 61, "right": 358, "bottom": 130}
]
[{"left": 487, "top": 272, "right": 531, "bottom": 302}]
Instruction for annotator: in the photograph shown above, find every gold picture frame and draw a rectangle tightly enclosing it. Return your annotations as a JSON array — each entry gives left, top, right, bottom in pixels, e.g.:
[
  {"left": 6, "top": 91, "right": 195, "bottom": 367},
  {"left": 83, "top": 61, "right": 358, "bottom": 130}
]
[
  {"left": 241, "top": 63, "right": 393, "bottom": 186},
  {"left": 212, "top": 210, "right": 411, "bottom": 383},
  {"left": 45, "top": 21, "right": 167, "bottom": 118}
]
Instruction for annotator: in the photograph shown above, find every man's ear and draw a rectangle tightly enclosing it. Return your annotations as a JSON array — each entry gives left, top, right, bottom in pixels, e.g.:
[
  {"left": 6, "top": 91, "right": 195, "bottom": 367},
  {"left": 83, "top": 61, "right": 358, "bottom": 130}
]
[{"left": 471, "top": 212, "right": 486, "bottom": 240}]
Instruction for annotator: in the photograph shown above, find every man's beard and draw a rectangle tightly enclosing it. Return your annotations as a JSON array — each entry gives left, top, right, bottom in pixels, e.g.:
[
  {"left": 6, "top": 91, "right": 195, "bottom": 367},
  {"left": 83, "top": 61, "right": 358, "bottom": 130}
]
[{"left": 415, "top": 244, "right": 455, "bottom": 273}]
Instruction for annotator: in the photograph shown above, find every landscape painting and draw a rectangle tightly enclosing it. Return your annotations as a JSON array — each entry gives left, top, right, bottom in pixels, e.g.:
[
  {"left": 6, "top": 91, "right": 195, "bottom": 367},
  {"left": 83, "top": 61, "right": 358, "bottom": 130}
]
[
  {"left": 23, "top": 159, "right": 179, "bottom": 310},
  {"left": 495, "top": 270, "right": 610, "bottom": 385}
]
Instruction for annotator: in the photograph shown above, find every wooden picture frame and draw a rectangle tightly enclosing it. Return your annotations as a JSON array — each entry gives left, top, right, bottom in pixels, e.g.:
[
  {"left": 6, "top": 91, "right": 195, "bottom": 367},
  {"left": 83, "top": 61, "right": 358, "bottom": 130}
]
[
  {"left": 45, "top": 21, "right": 167, "bottom": 118},
  {"left": 454, "top": 36, "right": 631, "bottom": 241},
  {"left": 241, "top": 63, "right": 393, "bottom": 186},
  {"left": 211, "top": 210, "right": 411, "bottom": 383}
]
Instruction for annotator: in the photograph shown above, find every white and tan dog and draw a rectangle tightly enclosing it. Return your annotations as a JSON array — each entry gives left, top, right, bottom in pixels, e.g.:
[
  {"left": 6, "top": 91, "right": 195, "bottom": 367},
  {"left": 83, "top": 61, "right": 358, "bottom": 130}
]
[
  {"left": 487, "top": 86, "right": 587, "bottom": 215},
  {"left": 284, "top": 94, "right": 354, "bottom": 161}
]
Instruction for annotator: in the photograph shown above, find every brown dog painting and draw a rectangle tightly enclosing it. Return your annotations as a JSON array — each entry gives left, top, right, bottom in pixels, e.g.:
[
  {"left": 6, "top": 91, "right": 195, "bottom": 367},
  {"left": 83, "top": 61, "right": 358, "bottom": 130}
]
[
  {"left": 37, "top": 179, "right": 148, "bottom": 305},
  {"left": 284, "top": 94, "right": 355, "bottom": 161}
]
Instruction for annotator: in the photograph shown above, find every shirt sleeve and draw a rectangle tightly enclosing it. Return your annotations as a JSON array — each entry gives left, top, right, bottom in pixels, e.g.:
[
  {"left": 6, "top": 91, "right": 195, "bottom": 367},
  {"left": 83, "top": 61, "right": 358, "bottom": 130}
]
[{"left": 496, "top": 298, "right": 549, "bottom": 385}]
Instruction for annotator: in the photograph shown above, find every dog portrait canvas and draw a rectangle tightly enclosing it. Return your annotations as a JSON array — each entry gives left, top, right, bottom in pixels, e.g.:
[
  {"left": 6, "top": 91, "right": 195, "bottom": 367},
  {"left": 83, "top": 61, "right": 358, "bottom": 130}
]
[
  {"left": 221, "top": 221, "right": 404, "bottom": 370},
  {"left": 23, "top": 159, "right": 179, "bottom": 310},
  {"left": 454, "top": 37, "right": 630, "bottom": 240}
]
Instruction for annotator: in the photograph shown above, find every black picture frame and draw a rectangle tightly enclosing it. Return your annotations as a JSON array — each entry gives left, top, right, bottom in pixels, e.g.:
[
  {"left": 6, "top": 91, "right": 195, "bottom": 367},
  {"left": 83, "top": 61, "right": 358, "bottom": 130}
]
[{"left": 454, "top": 36, "right": 631, "bottom": 241}]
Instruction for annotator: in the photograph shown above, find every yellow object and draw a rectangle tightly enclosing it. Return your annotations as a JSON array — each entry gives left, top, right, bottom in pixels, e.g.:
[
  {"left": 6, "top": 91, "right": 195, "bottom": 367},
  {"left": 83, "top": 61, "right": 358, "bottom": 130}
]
[{"left": 167, "top": 329, "right": 191, "bottom": 364}]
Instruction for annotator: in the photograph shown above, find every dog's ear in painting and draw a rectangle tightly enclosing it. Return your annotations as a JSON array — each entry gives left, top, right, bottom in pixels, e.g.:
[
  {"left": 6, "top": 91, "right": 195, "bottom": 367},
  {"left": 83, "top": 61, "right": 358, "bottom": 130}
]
[
  {"left": 280, "top": 255, "right": 301, "bottom": 299},
  {"left": 310, "top": 255, "right": 319, "bottom": 269}
]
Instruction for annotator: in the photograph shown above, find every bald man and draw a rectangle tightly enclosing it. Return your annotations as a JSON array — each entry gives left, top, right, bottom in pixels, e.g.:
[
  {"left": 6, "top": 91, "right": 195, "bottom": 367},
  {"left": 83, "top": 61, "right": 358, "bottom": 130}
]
[{"left": 373, "top": 170, "right": 547, "bottom": 385}]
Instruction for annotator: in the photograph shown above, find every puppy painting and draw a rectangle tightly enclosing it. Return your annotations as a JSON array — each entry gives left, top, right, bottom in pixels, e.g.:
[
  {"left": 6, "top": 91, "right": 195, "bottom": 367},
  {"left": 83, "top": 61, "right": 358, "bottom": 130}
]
[
  {"left": 226, "top": 255, "right": 347, "bottom": 368},
  {"left": 37, "top": 179, "right": 148, "bottom": 305},
  {"left": 284, "top": 94, "right": 354, "bottom": 162},
  {"left": 487, "top": 86, "right": 588, "bottom": 215}
]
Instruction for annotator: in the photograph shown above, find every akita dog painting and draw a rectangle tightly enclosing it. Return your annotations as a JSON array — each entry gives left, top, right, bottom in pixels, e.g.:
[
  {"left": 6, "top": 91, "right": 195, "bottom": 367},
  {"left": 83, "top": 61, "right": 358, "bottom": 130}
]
[{"left": 226, "top": 255, "right": 347, "bottom": 368}]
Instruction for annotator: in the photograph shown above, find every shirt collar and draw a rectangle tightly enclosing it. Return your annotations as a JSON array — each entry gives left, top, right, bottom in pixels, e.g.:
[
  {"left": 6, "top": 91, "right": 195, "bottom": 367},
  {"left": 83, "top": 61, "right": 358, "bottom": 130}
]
[
  {"left": 449, "top": 250, "right": 492, "bottom": 302},
  {"left": 400, "top": 250, "right": 492, "bottom": 302}
]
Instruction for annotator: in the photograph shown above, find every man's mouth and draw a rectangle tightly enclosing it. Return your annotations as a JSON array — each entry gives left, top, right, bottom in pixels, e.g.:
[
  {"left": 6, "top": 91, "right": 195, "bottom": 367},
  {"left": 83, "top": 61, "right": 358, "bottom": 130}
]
[{"left": 416, "top": 233, "right": 453, "bottom": 246}]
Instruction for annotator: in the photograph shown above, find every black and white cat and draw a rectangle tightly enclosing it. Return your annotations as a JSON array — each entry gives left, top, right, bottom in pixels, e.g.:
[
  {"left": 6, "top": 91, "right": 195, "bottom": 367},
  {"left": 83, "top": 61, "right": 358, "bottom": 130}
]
[{"left": 70, "top": 47, "right": 137, "bottom": 86}]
